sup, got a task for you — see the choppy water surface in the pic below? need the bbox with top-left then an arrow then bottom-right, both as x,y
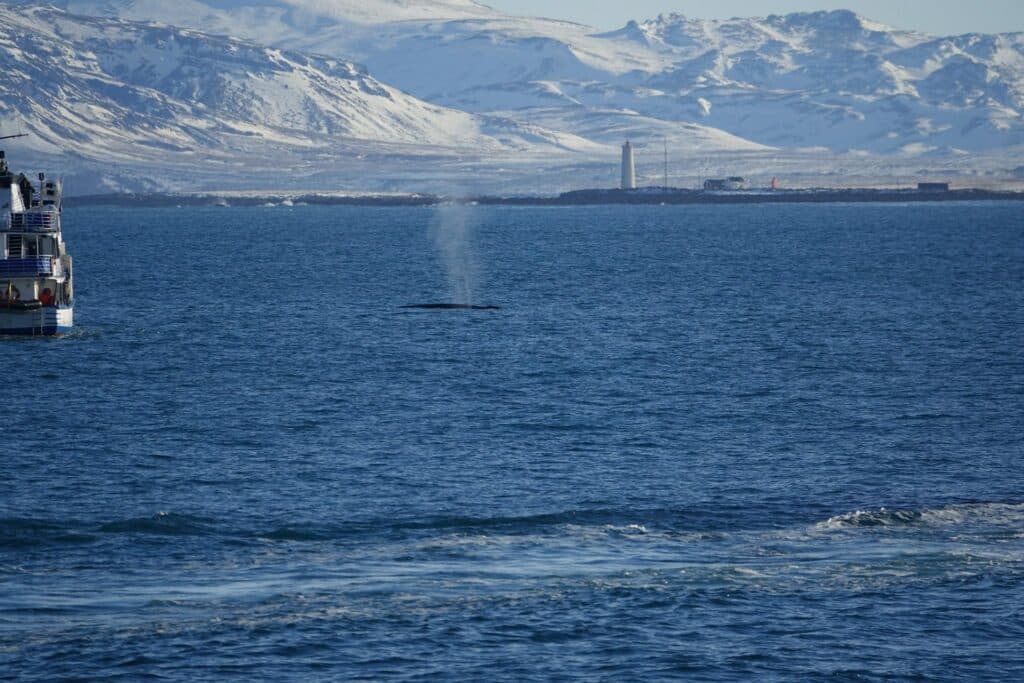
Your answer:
2,203 -> 1023,681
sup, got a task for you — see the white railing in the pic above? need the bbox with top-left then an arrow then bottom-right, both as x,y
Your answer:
8,212 -> 59,232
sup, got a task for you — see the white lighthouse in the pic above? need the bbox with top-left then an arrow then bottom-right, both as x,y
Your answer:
621,141 -> 636,191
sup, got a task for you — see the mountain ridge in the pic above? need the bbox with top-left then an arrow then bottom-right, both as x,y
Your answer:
2,1 -> 1023,192
33,1 -> 1022,152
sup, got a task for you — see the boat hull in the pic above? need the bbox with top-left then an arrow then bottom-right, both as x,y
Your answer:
0,305 -> 73,336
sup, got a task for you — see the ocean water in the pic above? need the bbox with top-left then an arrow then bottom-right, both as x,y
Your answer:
2,203 -> 1023,681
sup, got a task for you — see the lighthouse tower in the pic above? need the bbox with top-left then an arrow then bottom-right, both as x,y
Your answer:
621,141 -> 636,190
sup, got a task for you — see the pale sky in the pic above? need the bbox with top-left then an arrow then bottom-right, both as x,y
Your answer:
485,0 -> 1024,35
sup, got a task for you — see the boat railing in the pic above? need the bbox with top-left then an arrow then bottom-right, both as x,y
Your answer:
8,212 -> 59,232
0,256 -> 54,277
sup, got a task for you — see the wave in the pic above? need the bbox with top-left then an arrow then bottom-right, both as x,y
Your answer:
815,502 -> 1024,531
260,527 -> 333,542
6,502 -> 1021,550
390,504 -> 795,535
1,513 -> 220,549
0,508 -> 718,549
259,512 -> 658,542
2,512 -> 222,550
98,512 -> 214,536
0,518 -> 98,548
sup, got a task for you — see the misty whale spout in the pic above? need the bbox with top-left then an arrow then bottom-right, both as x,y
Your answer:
401,303 -> 501,311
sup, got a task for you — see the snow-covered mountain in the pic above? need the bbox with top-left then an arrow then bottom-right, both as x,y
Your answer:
0,5 -> 498,148
2,0 -> 1023,192
0,3 -> 616,192
610,12 -> 1024,153
33,0 -> 1024,154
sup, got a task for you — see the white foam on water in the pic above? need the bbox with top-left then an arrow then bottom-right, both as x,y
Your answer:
815,502 -> 1024,531
603,524 -> 648,535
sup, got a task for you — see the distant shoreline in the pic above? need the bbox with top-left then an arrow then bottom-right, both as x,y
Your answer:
64,188 -> 1024,208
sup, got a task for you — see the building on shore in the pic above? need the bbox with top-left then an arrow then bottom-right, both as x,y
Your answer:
704,177 -> 746,191
621,141 -> 636,191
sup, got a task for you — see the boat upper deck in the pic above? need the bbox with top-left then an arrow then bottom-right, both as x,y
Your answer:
5,210 -> 59,233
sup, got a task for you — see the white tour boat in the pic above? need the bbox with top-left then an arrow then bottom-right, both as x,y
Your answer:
1,136 -> 73,336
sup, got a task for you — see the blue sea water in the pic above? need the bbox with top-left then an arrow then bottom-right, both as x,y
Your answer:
2,202 -> 1023,681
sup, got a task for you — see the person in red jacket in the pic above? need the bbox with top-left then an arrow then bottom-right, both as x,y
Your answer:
39,287 -> 54,306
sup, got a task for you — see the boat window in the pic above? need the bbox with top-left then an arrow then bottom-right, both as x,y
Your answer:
40,237 -> 55,256
25,236 -> 38,256
6,233 -> 21,258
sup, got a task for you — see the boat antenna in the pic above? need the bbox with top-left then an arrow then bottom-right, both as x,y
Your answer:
0,134 -> 28,141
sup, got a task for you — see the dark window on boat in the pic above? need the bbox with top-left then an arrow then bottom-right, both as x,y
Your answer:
6,233 -> 22,258
25,236 -> 38,256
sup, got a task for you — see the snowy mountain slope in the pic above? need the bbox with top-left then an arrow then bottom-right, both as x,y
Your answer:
384,9 -> 1024,152
27,2 -> 671,100
38,0 -> 498,29
598,12 -> 1024,152
0,4 -> 505,150
38,0 -> 1024,154
34,0 -> 668,75
1,4 -> 627,191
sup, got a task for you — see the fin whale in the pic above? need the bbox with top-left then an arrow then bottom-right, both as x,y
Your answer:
401,304 -> 501,311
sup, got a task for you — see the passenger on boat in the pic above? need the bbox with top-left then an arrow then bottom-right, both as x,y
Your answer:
39,288 -> 54,306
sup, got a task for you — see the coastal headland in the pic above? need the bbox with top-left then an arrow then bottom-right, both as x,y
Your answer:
66,187 -> 1024,208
